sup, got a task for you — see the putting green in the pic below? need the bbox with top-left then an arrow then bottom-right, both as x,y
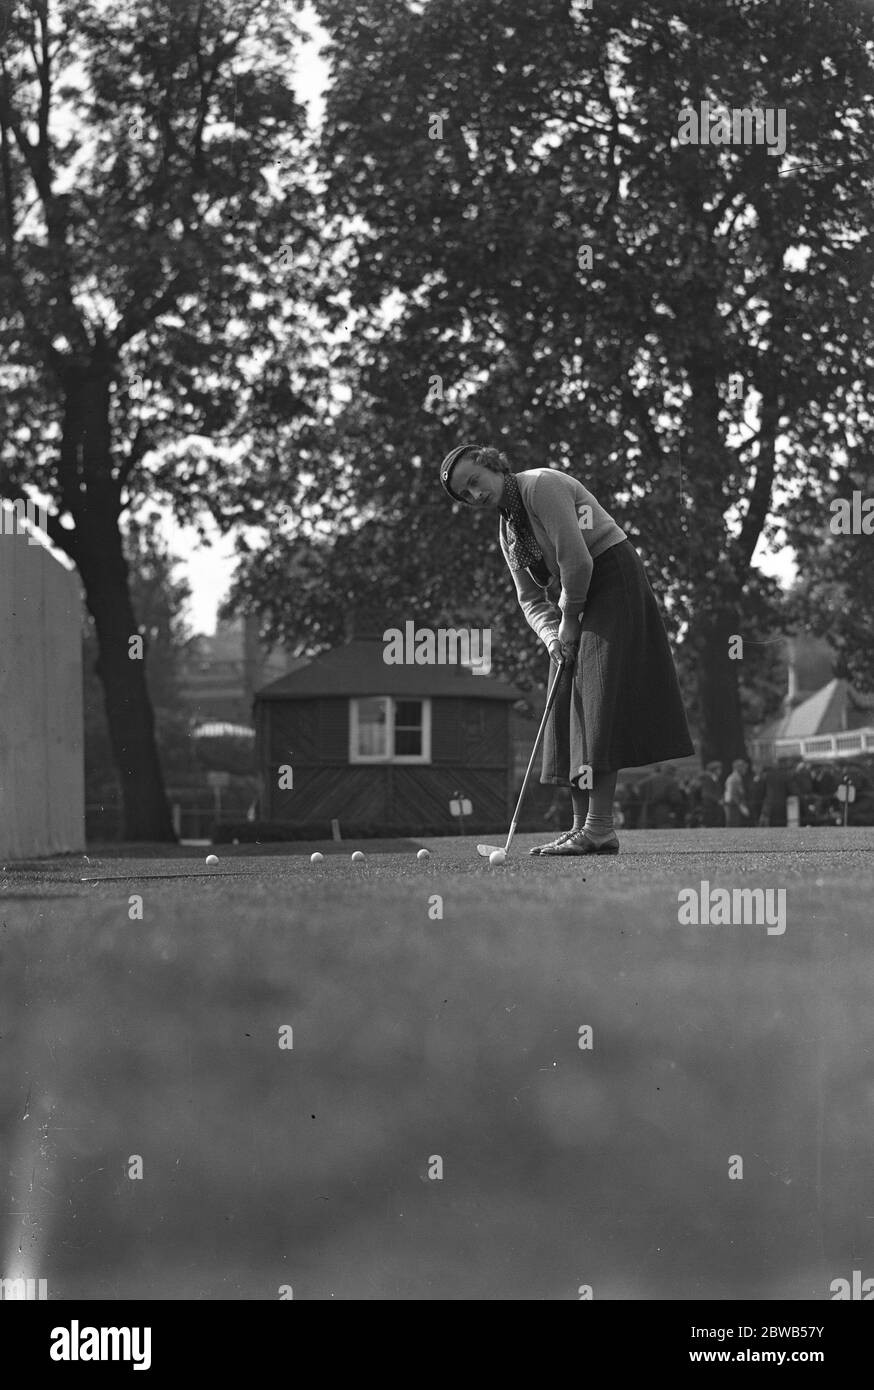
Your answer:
1,829 -> 872,1299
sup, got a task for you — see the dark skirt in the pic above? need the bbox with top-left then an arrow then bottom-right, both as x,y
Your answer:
541,539 -> 694,785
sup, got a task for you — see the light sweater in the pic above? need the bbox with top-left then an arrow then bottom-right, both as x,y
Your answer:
724,771 -> 747,806
499,468 -> 627,648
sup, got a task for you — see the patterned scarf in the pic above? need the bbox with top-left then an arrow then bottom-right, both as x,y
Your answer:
501,472 -> 553,589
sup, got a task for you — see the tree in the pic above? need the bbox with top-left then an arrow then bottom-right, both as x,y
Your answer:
83,512 -> 195,816
228,0 -> 874,764
674,570 -> 791,750
0,0 -> 321,837
786,459 -> 874,691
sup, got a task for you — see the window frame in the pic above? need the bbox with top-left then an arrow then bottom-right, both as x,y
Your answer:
349,696 -> 432,764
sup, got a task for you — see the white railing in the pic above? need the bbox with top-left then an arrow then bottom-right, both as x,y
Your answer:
751,727 -> 874,762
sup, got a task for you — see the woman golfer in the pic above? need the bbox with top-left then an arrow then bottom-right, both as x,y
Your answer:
439,445 -> 694,855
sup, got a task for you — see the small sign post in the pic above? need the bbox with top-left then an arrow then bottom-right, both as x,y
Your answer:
206,770 -> 231,821
450,792 -> 473,837
836,779 -> 856,828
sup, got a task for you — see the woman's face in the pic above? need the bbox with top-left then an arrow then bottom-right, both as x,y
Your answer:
451,455 -> 507,509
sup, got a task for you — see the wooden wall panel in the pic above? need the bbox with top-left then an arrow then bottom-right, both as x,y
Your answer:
0,522 -> 84,858
43,546 -> 85,852
431,697 -> 460,762
460,700 -> 507,765
266,699 -> 321,763
318,698 -> 350,761
432,699 -> 507,766
389,766 -> 507,826
270,766 -> 388,824
258,694 -> 513,825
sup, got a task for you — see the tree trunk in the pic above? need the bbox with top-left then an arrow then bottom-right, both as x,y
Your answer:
682,308 -> 750,772
78,536 -> 177,842
55,357 -> 176,842
693,607 -> 749,770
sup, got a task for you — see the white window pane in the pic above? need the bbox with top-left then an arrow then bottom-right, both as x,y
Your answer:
356,698 -> 389,757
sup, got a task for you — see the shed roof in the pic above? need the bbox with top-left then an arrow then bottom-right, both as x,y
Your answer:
255,639 -> 526,701
759,678 -> 858,742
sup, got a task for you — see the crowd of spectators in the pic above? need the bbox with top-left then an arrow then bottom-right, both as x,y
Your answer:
614,760 -> 872,829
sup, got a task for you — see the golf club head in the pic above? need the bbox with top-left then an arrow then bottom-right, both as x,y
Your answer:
476,843 -> 503,858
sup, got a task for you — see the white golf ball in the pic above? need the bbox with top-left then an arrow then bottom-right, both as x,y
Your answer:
417,849 -> 430,861
310,852 -> 324,864
205,854 -> 219,866
489,849 -> 506,866
351,851 -> 366,863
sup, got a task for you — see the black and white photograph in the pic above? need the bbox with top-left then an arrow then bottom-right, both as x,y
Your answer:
1,0 -> 873,1351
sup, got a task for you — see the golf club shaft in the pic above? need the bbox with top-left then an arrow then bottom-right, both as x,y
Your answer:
504,657 -> 568,854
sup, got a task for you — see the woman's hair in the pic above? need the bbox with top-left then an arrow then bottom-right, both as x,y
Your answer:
477,446 -> 511,474
439,442 -> 511,501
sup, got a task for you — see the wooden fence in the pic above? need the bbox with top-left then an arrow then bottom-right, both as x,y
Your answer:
0,506 -> 85,858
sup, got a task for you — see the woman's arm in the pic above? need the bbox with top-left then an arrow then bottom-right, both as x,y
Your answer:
529,472 -> 593,618
509,563 -> 562,648
509,567 -> 578,665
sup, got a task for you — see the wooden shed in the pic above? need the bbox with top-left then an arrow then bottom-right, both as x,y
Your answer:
254,638 -> 526,831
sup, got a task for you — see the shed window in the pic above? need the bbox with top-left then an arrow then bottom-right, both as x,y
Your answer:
350,697 -> 431,763
354,697 -> 390,757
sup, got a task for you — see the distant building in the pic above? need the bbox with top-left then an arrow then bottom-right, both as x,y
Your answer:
752,678 -> 874,764
781,633 -> 835,711
749,631 -> 874,763
178,615 -> 295,730
254,637 -> 526,830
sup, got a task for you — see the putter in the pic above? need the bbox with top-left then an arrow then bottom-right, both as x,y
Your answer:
477,656 -> 568,859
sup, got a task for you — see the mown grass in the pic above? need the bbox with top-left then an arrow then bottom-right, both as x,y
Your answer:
1,845 -> 872,1300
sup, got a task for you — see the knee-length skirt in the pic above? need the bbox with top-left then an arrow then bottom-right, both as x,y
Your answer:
540,539 -> 694,785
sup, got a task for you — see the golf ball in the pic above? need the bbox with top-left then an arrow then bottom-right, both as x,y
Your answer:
205,854 -> 219,866
489,849 -> 506,866
417,849 -> 430,861
310,852 -> 324,864
351,851 -> 366,863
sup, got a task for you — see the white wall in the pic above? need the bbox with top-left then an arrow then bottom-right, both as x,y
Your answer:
0,511 -> 85,859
